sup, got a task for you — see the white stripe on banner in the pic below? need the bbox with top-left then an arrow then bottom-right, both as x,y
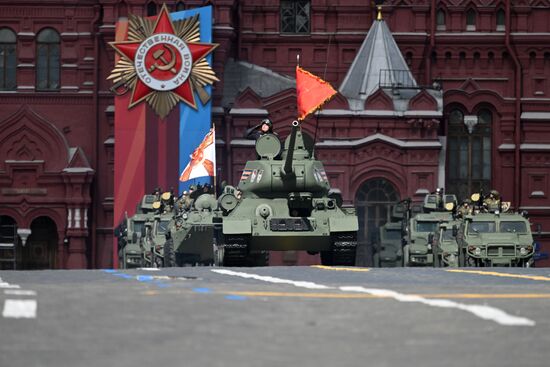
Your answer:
2,299 -> 37,319
212,269 -> 535,327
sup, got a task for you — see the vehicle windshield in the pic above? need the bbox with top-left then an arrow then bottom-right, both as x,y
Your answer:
441,228 -> 454,241
499,221 -> 527,233
416,221 -> 438,232
468,221 -> 496,234
385,229 -> 402,240
156,220 -> 170,235
132,221 -> 144,234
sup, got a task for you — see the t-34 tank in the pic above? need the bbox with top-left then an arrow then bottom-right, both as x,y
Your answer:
215,120 -> 359,266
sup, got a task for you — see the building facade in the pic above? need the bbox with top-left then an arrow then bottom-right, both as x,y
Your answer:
0,0 -> 549,269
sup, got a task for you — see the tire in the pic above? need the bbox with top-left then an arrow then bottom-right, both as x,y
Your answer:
373,253 -> 380,268
163,239 -> 176,267
403,245 -> 410,267
458,248 -> 465,267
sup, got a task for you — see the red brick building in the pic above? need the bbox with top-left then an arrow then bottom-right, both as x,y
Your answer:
0,0 -> 549,269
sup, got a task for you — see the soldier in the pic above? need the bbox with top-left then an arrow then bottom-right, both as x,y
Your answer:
483,190 -> 501,212
457,199 -> 473,218
434,187 -> 444,209
244,118 -> 276,140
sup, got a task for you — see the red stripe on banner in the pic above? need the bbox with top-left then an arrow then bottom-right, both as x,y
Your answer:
113,20 -> 147,268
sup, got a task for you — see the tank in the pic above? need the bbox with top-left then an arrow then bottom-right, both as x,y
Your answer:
116,194 -> 163,269
163,192 -> 220,266
456,211 -> 535,267
403,192 -> 458,266
215,120 -> 359,266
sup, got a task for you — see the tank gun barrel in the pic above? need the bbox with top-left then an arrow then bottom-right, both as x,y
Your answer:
282,120 -> 300,177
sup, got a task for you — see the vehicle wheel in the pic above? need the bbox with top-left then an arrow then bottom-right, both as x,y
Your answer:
373,253 -> 380,268
403,245 -> 410,267
213,244 -> 224,267
433,248 -> 440,268
164,239 -> 176,267
458,248 -> 465,267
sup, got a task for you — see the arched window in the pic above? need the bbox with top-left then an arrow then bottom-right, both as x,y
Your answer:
175,1 -> 185,11
355,178 -> 400,266
36,28 -> 60,91
147,1 -> 157,16
446,107 -> 492,201
436,9 -> 446,30
0,28 -> 17,91
466,9 -> 476,31
496,9 -> 505,31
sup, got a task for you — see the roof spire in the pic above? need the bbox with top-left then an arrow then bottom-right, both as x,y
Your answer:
377,5 -> 383,21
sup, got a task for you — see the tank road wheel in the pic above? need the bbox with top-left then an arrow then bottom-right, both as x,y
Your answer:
403,245 -> 410,267
164,239 -> 176,267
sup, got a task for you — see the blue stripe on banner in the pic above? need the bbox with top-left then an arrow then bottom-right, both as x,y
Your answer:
171,6 -> 214,194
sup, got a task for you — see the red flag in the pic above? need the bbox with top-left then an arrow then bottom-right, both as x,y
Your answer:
296,66 -> 337,121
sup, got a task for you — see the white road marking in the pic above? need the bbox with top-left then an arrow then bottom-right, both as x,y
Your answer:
138,268 -> 161,271
340,286 -> 535,327
4,290 -> 37,296
2,299 -> 37,319
213,269 -> 536,327
0,282 -> 20,289
212,269 -> 331,290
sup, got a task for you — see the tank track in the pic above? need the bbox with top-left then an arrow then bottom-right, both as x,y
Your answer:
222,236 -> 249,267
330,232 -> 358,266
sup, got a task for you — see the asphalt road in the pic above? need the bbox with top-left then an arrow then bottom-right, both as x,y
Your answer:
1,266 -> 550,367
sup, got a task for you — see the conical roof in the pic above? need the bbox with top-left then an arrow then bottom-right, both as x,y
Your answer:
339,18 -> 418,111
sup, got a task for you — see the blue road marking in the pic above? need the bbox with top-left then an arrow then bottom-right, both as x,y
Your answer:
193,288 -> 211,293
225,295 -> 247,301
137,275 -> 154,282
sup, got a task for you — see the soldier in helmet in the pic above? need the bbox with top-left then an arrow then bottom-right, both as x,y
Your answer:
483,190 -> 501,212
457,199 -> 473,218
244,118 -> 276,140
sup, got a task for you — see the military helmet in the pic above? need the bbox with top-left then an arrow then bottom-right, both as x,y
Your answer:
261,118 -> 273,128
490,189 -> 500,197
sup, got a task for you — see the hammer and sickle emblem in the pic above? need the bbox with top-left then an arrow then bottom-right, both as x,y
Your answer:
148,44 -> 178,74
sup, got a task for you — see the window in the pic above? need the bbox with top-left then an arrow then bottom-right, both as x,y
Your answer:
436,9 -> 446,30
36,28 -> 60,91
466,9 -> 476,31
0,28 -> 16,91
446,107 -> 492,201
281,0 -> 310,34
500,221 -> 527,233
147,1 -> 157,16
496,9 -> 505,31
469,221 -> 496,234
175,1 -> 185,12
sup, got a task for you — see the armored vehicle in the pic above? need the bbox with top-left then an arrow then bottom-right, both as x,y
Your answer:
403,192 -> 457,266
373,222 -> 403,267
142,208 -> 175,267
431,220 -> 460,267
215,121 -> 359,266
116,194 -> 164,268
456,211 -> 535,267
164,193 -> 220,266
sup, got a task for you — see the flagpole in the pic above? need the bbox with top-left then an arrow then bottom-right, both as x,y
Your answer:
211,123 -> 217,198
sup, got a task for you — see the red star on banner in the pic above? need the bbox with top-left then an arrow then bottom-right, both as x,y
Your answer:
110,4 -> 217,110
